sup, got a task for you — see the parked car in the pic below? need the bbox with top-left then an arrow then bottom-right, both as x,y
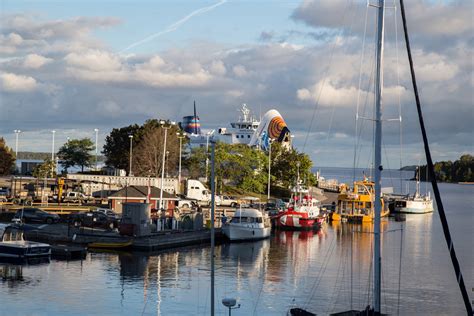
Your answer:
95,207 -> 121,220
219,195 -> 240,207
63,191 -> 93,204
69,211 -> 119,230
176,195 -> 197,209
12,208 -> 60,224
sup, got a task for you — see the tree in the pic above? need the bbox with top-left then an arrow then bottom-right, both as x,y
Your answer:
184,146 -> 206,179
0,138 -> 15,175
32,158 -> 57,178
57,138 -> 94,172
102,124 -> 142,172
270,142 -> 316,190
132,122 -> 180,177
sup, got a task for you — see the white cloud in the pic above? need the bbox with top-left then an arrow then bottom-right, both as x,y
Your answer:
209,60 -> 226,76
23,54 -> 53,69
64,50 -> 122,71
0,72 -> 38,92
232,65 -> 247,77
413,50 -> 459,82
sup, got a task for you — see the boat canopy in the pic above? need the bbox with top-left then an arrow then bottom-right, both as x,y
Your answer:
233,208 -> 264,218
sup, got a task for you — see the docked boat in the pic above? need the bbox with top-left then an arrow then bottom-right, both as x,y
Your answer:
0,224 -> 51,259
392,168 -> 433,214
331,178 -> 389,223
273,195 -> 324,230
88,240 -> 133,249
222,208 -> 271,241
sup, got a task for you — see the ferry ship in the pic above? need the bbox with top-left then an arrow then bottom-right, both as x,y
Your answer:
218,104 -> 260,145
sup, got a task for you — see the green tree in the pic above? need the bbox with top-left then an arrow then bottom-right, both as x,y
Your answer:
32,158 -> 57,178
270,142 -> 315,190
184,146 -> 206,179
102,124 -> 142,172
0,138 -> 15,175
57,138 -> 94,172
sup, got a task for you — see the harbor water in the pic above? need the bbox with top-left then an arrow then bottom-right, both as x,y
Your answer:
0,168 -> 472,315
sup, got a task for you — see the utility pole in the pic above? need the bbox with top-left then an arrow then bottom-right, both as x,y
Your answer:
128,135 -> 133,176
94,128 -> 99,170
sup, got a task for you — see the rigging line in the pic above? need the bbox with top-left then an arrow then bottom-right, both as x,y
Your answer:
396,223 -> 404,316
399,0 -> 473,314
382,139 -> 394,189
353,1 -> 370,183
366,231 -> 374,307
252,250 -> 266,316
326,0 -> 360,143
355,47 -> 376,171
326,245 -> 345,314
302,0 -> 353,152
350,225 -> 353,310
393,0 -> 404,194
303,234 -> 338,308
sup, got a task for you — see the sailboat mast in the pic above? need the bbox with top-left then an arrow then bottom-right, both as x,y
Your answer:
373,0 -> 385,313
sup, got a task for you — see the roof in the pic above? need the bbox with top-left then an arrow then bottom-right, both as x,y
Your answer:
108,186 -> 178,200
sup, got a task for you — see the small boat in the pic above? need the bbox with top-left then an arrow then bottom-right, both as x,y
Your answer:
222,208 -> 271,241
88,240 -> 133,249
331,178 -> 389,223
0,224 -> 51,259
392,169 -> 433,214
273,195 -> 324,230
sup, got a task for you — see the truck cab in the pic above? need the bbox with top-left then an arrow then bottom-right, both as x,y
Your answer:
184,179 -> 221,206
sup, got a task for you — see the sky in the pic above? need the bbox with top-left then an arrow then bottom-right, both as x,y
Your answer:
0,0 -> 472,168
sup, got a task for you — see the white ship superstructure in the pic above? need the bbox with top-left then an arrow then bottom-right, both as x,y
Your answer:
218,104 -> 260,145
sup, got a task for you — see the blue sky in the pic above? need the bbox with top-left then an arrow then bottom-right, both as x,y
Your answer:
2,1 -> 309,53
0,0 -> 472,168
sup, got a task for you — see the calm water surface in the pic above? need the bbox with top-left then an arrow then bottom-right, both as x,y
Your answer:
1,169 -> 472,315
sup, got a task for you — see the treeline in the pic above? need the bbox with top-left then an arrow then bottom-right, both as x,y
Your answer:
416,154 -> 474,183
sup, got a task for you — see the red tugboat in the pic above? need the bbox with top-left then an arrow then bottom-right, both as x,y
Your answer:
272,195 -> 324,230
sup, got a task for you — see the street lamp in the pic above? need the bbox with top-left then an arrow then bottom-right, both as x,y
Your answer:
158,120 -> 176,212
176,131 -> 187,192
94,128 -> 99,171
205,129 -> 215,182
267,138 -> 274,201
13,130 -> 21,157
128,135 -> 133,176
51,130 -> 56,177
222,298 -> 240,316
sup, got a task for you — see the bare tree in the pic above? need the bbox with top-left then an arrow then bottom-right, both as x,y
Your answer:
132,125 -> 180,177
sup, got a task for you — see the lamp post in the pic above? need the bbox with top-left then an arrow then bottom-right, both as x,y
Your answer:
51,130 -> 56,177
128,135 -> 133,176
13,130 -> 21,157
158,121 -> 176,212
94,128 -> 99,171
267,138 -> 273,201
176,131 -> 187,192
205,129 -> 215,183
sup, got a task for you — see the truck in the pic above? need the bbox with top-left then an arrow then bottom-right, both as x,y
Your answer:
184,179 -> 221,206
62,191 -> 94,204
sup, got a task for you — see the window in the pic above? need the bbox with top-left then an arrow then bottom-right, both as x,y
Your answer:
248,135 -> 250,138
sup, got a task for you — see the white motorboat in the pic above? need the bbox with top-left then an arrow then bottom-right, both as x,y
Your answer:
393,192 -> 433,214
222,208 -> 271,241
0,224 -> 51,259
393,168 -> 433,214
